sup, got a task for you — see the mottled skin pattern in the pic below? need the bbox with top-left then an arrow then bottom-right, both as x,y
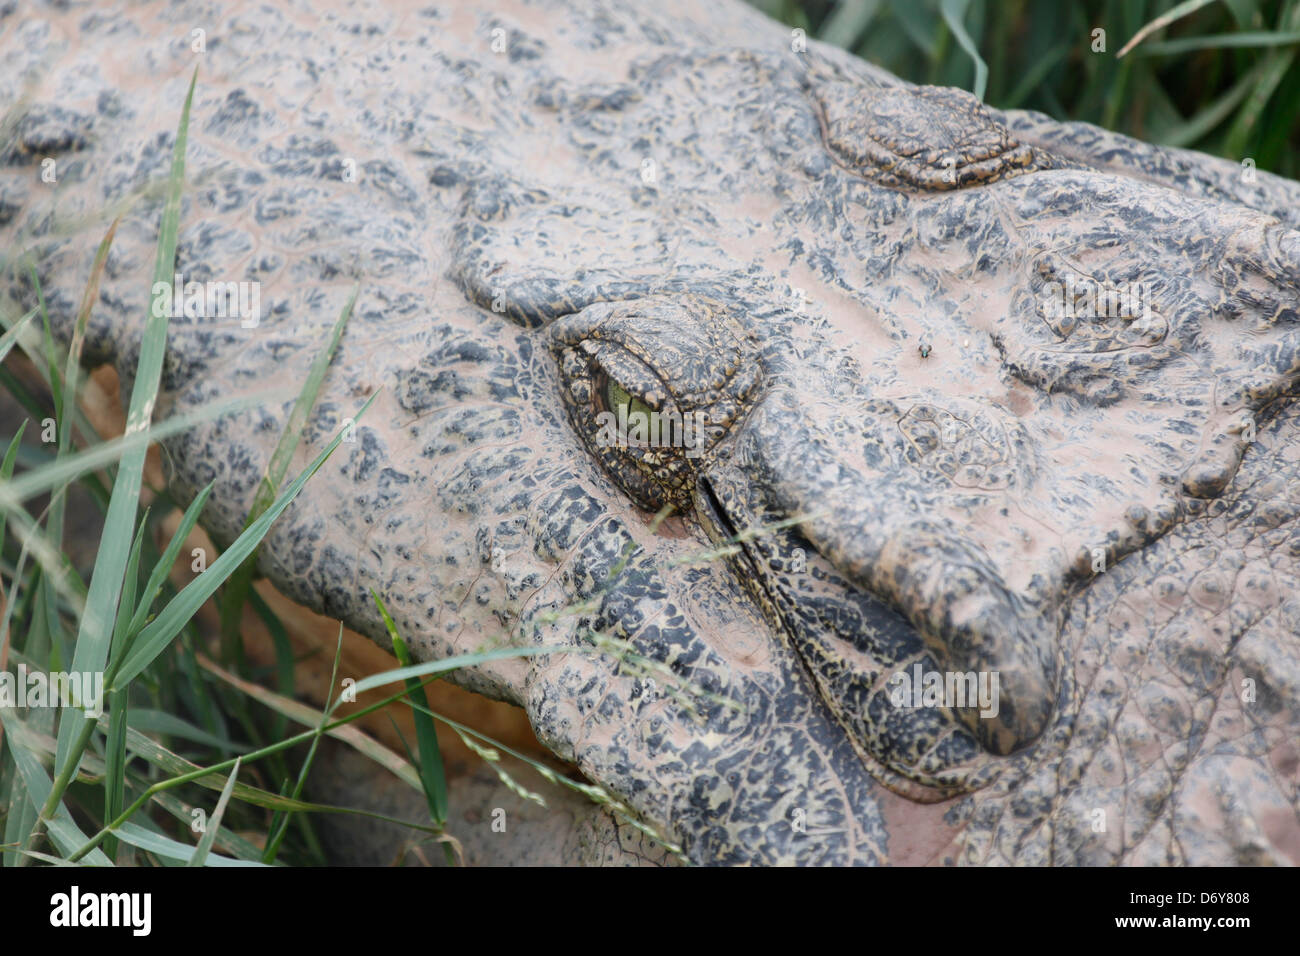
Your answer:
3,0 -> 1299,864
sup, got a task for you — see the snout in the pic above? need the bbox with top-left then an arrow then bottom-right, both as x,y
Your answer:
702,387 -> 1058,762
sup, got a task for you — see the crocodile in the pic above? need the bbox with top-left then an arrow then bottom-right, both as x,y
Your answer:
3,0 -> 1299,865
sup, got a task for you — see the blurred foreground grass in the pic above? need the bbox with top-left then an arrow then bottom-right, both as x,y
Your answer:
0,74 -> 625,867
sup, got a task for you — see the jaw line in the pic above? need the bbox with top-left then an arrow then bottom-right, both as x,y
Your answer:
691,474 -> 977,803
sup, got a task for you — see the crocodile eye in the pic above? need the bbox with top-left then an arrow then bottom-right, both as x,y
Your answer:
607,376 -> 631,413
563,352 -> 697,512
547,295 -> 762,514
603,374 -> 664,443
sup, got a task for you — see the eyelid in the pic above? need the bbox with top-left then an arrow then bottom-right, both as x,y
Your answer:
584,342 -> 672,413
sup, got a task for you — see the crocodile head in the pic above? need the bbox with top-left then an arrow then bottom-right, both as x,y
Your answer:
5,0 -> 1300,864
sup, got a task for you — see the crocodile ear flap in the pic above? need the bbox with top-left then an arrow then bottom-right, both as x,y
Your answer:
801,55 -> 1053,193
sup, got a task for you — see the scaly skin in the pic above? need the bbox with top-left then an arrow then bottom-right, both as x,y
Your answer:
3,0 -> 1298,864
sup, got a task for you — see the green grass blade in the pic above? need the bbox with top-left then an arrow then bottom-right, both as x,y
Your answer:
3,849 -> 81,866
102,516 -> 148,861
261,630 -> 345,863
26,265 -> 63,450
373,591 -> 448,825
109,514 -> 147,664
0,712 -> 112,865
113,820 -> 263,867
344,643 -> 587,701
51,68 -> 199,787
940,0 -> 988,100
58,219 -> 119,451
123,709 -> 234,751
0,421 -> 27,556
148,789 -> 264,862
124,481 -> 213,640
2,706 -> 38,869
261,285 -> 358,500
45,219 -> 119,572
0,308 -> 37,366
1118,0 -> 1224,57
219,282 -> 358,662
187,756 -> 240,866
1136,29 -> 1300,55
102,683 -> 128,863
46,219 -> 120,593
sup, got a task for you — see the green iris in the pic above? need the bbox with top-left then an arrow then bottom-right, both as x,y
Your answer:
606,377 -> 661,438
